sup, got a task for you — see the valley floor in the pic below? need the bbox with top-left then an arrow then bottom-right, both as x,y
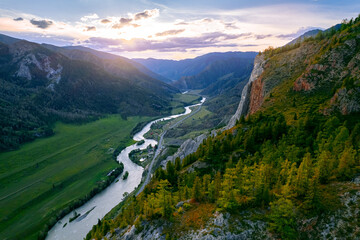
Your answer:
0,115 -> 151,240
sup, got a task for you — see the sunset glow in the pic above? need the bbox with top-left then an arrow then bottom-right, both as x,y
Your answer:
0,0 -> 359,59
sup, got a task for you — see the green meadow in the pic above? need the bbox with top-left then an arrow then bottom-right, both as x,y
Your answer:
0,115 -> 151,240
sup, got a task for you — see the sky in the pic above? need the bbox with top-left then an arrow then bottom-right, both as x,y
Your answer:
0,0 -> 359,59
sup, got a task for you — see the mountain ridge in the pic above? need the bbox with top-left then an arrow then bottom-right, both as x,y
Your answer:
0,34 -> 177,151
133,51 -> 258,82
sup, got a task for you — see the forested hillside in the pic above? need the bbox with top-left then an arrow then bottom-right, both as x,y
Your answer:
87,16 -> 360,240
0,35 -> 176,151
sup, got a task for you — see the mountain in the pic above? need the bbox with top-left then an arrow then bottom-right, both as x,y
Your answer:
46,45 -> 172,83
42,44 -> 176,93
134,51 -> 257,82
89,17 -> 360,240
135,52 -> 257,129
0,34 -> 177,151
287,24 -> 342,46
174,57 -> 255,94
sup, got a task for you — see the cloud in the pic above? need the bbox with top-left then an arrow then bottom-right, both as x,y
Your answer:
134,9 -> 159,20
101,19 -> 111,24
255,34 -> 272,39
155,29 -> 185,37
175,21 -> 189,26
202,18 -> 213,23
81,13 -> 99,22
111,9 -> 159,29
276,26 -> 321,39
84,26 -> 96,31
30,19 -> 53,29
85,31 -> 253,52
112,17 -> 140,29
13,17 -> 23,21
223,22 -> 239,29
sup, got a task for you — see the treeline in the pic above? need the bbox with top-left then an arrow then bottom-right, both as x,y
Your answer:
38,164 -> 124,240
86,111 -> 360,239
0,79 -> 103,151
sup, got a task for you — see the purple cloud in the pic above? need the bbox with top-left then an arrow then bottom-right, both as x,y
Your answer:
175,21 -> 189,26
223,22 -> 239,29
134,9 -> 159,20
30,19 -> 53,29
85,31 -> 256,52
277,26 -> 321,39
255,34 -> 272,39
13,17 -> 24,21
84,26 -> 96,31
155,29 -> 185,37
112,17 -> 139,29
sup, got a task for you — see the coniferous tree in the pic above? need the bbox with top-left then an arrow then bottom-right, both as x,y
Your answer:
192,176 -> 202,201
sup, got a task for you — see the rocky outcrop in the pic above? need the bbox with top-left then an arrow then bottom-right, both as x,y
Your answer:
326,87 -> 360,115
112,211 -> 270,240
160,133 -> 207,168
299,176 -> 360,239
294,64 -> 327,91
111,220 -> 168,240
10,41 -> 63,89
179,211 -> 270,240
226,54 -> 266,129
248,74 -> 265,114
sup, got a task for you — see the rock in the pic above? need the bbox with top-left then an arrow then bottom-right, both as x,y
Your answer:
175,199 -> 191,208
186,161 -> 208,173
161,133 -> 207,168
226,54 -> 266,129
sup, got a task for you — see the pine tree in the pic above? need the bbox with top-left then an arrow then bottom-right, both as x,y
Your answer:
166,161 -> 177,185
337,147 -> 356,180
295,154 -> 312,197
175,157 -> 181,171
317,150 -> 334,183
269,197 -> 297,239
192,176 -> 202,201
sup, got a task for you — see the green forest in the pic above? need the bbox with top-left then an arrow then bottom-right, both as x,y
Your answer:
87,111 -> 360,239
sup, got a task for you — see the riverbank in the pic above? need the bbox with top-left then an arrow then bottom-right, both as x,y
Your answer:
0,116 -> 149,240
46,96 -> 206,240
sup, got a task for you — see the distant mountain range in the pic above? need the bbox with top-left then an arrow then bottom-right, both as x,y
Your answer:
134,52 -> 258,126
134,52 -> 257,82
0,33 -> 177,151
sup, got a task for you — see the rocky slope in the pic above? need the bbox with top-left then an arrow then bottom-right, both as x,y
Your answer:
246,24 -> 360,116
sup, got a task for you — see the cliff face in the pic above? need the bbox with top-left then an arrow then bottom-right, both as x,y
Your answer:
248,75 -> 265,114
247,42 -> 321,115
292,38 -> 360,115
226,54 -> 266,128
245,30 -> 360,117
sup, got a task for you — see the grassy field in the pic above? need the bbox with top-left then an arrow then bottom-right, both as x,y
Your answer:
0,115 -> 151,240
170,92 -> 202,114
165,106 -> 214,143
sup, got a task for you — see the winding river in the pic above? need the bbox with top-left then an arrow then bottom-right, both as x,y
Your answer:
46,97 -> 205,240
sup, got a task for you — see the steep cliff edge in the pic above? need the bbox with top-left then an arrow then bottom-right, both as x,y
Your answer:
226,54 -> 266,128
246,25 -> 360,116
